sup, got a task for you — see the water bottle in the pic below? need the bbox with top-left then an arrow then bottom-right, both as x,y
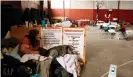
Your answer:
42,20 -> 46,27
32,74 -> 41,77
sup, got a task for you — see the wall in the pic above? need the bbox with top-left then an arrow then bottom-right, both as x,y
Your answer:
93,1 -> 119,21
119,1 -> 133,22
1,1 -> 48,11
93,1 -> 133,22
51,0 -> 133,22
51,0 -> 94,20
21,1 -> 40,11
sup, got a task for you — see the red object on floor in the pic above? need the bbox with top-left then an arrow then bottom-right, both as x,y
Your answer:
122,25 -> 127,29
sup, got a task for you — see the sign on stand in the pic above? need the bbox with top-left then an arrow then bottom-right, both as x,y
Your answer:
41,27 -> 86,63
41,27 -> 62,49
63,28 -> 86,63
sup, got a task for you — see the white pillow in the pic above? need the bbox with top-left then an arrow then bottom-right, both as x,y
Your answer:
10,45 -> 21,60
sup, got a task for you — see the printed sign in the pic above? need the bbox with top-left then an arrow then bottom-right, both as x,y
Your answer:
63,28 -> 85,62
41,27 -> 86,63
41,27 -> 62,49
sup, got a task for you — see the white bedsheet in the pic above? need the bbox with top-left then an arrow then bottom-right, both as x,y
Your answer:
20,54 -> 48,63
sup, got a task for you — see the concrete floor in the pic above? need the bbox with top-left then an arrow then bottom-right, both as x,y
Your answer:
81,26 -> 133,77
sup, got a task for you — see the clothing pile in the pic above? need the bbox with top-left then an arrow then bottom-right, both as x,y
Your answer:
20,45 -> 82,77
1,37 -> 33,77
48,45 -> 81,77
1,38 -> 82,77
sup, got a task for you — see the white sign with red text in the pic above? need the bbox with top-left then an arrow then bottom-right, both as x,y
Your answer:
63,28 -> 85,60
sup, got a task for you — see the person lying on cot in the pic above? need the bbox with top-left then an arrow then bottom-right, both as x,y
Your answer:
19,29 -> 41,55
19,29 -> 52,77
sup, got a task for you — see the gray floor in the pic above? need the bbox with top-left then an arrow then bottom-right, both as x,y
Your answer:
81,26 -> 133,77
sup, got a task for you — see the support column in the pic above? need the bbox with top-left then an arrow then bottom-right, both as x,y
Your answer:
118,0 -> 120,22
